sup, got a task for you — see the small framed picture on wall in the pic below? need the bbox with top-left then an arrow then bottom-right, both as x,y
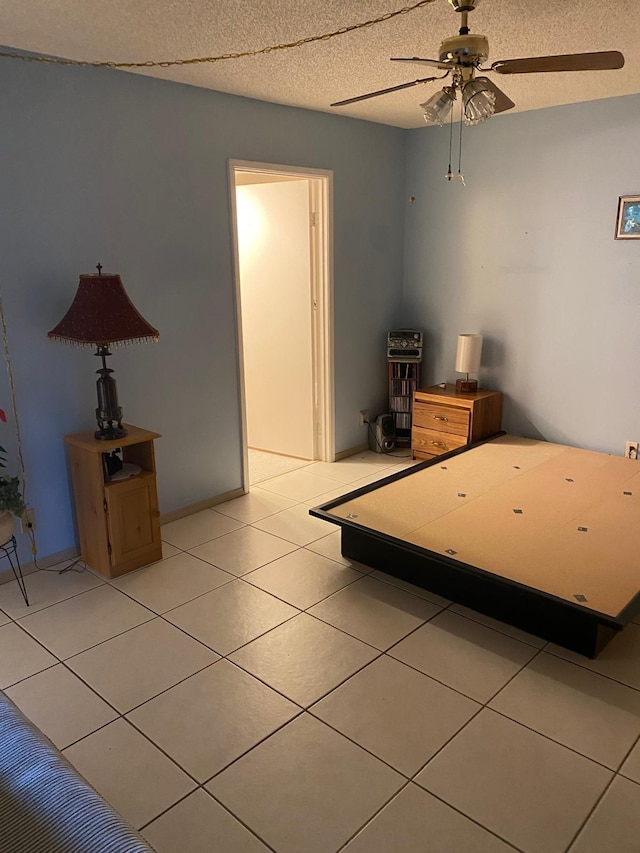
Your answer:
615,195 -> 640,239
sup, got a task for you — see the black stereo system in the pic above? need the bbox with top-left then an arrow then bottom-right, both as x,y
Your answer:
387,329 -> 423,362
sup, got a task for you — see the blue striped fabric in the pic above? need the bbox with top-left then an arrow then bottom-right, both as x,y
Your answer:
0,692 -> 157,853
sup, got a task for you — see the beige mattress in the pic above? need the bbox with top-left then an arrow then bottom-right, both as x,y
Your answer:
329,435 -> 640,618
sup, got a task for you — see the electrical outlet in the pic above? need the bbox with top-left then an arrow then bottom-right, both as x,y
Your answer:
359,410 -> 369,427
20,507 -> 35,534
625,441 -> 639,460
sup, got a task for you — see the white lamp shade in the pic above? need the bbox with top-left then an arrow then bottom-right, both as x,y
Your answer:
455,334 -> 483,374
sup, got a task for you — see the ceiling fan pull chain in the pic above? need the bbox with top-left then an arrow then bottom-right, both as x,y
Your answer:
445,103 -> 455,181
456,97 -> 466,185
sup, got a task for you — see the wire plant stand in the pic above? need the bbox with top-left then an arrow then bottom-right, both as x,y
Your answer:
0,535 -> 29,606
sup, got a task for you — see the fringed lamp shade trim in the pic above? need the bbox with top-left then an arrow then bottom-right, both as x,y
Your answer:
47,273 -> 159,347
49,336 -> 159,348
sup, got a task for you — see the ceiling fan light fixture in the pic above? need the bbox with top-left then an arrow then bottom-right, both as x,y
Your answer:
462,79 -> 496,125
421,87 -> 456,126
448,0 -> 480,11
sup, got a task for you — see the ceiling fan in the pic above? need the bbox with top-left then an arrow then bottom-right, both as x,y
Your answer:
330,0 -> 625,127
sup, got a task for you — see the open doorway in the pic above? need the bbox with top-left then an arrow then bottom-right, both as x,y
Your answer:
229,161 -> 334,492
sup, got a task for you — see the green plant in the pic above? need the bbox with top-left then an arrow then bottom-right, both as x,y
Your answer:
0,475 -> 26,517
0,408 -> 26,518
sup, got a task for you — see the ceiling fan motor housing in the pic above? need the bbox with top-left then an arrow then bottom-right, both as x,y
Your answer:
439,34 -> 489,64
448,0 -> 480,11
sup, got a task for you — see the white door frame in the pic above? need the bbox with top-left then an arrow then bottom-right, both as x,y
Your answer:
228,159 -> 335,492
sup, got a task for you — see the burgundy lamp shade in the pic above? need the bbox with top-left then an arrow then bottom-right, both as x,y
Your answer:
48,272 -> 159,346
48,268 -> 159,440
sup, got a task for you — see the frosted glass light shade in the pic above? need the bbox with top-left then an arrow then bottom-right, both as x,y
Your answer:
462,80 -> 496,126
420,88 -> 456,126
455,334 -> 483,374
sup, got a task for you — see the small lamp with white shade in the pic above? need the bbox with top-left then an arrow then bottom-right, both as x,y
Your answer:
455,333 -> 483,393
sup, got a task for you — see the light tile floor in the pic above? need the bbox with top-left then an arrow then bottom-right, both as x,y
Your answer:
1,449 -> 640,853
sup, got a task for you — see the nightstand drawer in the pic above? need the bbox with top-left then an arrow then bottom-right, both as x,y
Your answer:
411,385 -> 502,462
411,426 -> 468,457
412,402 -> 470,436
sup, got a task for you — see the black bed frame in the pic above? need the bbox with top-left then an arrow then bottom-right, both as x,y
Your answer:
310,437 -> 640,658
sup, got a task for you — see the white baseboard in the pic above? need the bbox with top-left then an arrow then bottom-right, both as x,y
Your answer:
159,488 -> 245,525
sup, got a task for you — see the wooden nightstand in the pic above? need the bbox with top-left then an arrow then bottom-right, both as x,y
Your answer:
65,425 -> 162,578
412,384 -> 503,460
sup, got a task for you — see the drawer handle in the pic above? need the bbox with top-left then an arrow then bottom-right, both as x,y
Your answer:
433,416 -> 448,421
432,441 -> 447,449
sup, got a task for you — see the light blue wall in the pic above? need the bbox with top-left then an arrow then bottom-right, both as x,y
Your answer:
0,53 -> 406,563
4,49 -> 636,567
403,94 -> 640,454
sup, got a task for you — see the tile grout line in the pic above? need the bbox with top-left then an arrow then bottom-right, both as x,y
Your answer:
562,772 -> 619,852
221,648 -> 374,714
402,632 -> 633,853
483,706 -> 620,776
197,704 -> 307,786
382,633 -> 620,780
3,575 -> 107,622
334,775 -> 525,853
404,642 -> 622,781
59,657 -> 311,832
200,790 -> 280,853
141,784 -> 281,853
1,619 -> 70,689
616,730 -> 640,775
442,606 -> 549,650
543,640 -> 640,695
333,779 -> 414,853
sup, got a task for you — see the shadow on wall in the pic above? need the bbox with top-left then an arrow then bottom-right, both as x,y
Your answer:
481,335 -> 546,440
480,335 -> 505,372
421,328 -> 442,384
502,398 -> 547,441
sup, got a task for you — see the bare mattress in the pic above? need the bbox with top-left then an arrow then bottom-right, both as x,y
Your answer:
309,434 -> 640,657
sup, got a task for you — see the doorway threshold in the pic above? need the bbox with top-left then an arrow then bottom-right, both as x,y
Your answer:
248,449 -> 312,485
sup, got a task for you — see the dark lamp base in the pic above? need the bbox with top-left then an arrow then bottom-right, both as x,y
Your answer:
455,378 -> 478,393
95,424 -> 128,441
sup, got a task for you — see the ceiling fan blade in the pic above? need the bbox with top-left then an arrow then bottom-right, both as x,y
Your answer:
391,56 -> 453,70
331,77 -> 440,107
474,76 -> 515,114
491,50 -> 624,75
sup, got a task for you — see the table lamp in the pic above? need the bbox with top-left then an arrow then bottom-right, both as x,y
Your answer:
48,264 -> 159,440
455,333 -> 482,392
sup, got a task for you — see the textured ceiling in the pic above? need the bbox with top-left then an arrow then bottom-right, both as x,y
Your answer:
1,0 -> 638,128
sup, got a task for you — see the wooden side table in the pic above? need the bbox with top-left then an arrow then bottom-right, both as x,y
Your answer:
65,425 -> 162,578
412,384 -> 503,460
